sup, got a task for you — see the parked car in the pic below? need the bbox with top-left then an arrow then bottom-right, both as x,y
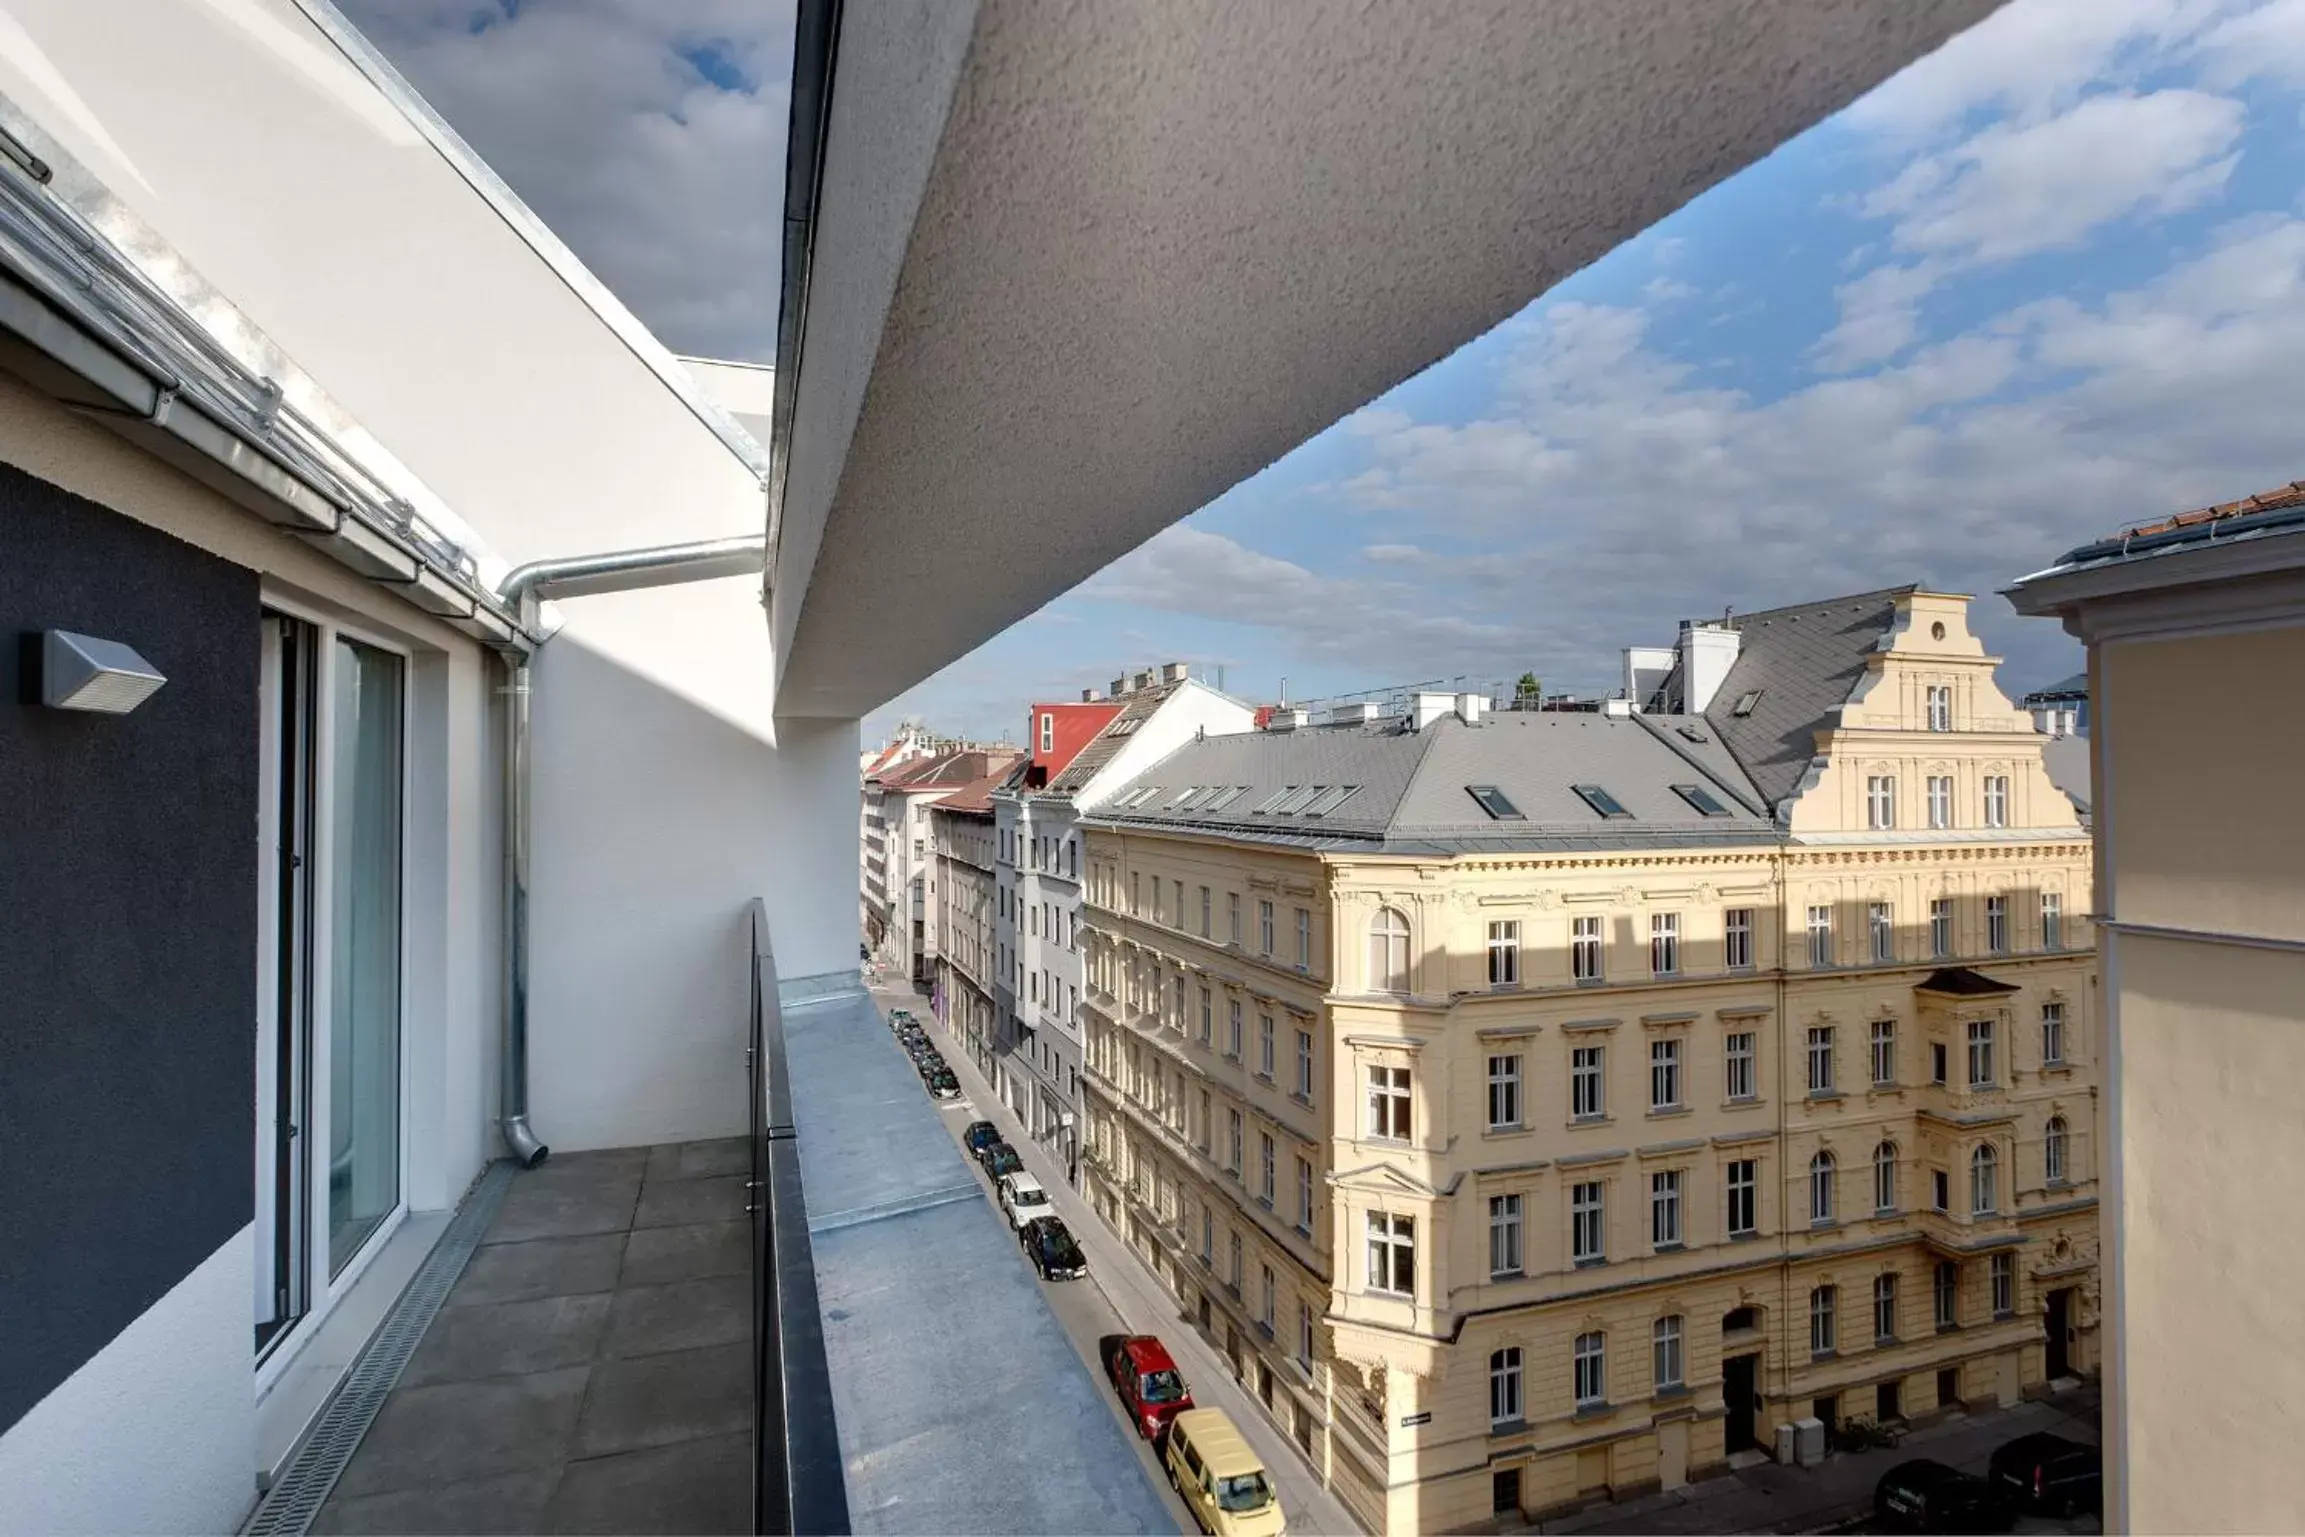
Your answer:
999,1172 -> 1053,1228
1873,1459 -> 2016,1535
1163,1407 -> 1284,1537
1020,1216 -> 1088,1280
926,1069 -> 961,1099
981,1143 -> 1023,1179
1104,1333 -> 1194,1441
1988,1432 -> 2102,1517
962,1120 -> 1001,1155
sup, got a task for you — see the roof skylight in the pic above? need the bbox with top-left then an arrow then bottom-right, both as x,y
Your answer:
1671,783 -> 1731,817
1202,785 -> 1250,811
1731,690 -> 1762,717
1270,785 -> 1325,814
1253,785 -> 1303,812
1466,784 -> 1523,820
1301,784 -> 1360,817
1572,783 -> 1633,819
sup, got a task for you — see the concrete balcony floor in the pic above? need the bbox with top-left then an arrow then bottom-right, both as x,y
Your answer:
314,1139 -> 754,1536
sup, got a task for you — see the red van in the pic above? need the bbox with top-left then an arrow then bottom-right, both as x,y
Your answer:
1105,1335 -> 1194,1441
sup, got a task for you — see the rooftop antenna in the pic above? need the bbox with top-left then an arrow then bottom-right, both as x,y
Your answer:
1279,676 -> 1288,706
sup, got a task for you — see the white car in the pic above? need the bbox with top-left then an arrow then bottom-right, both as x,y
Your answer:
1000,1172 -> 1053,1230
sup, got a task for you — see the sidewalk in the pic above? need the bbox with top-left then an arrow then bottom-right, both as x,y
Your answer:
1530,1378 -> 2102,1535
882,984 -> 1363,1537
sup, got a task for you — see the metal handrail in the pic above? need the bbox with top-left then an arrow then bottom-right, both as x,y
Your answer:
748,900 -> 849,1536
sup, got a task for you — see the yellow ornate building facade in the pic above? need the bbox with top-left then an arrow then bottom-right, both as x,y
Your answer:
1076,589 -> 2098,1533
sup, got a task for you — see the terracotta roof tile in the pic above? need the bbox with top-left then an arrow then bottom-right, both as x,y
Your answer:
2118,479 -> 2305,539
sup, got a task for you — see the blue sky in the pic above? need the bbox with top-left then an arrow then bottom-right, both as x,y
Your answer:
357,0 -> 2305,748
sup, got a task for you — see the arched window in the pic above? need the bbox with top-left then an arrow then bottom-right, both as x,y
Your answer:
1809,1150 -> 1836,1224
1873,1140 -> 1898,1213
1971,1143 -> 2000,1215
1368,906 -> 1410,993
2044,1116 -> 2069,1185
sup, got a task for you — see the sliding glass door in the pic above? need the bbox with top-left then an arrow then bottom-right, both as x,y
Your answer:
255,614 -> 317,1354
328,637 -> 404,1277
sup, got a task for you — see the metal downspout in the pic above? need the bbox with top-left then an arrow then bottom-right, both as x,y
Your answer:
491,534 -> 770,1169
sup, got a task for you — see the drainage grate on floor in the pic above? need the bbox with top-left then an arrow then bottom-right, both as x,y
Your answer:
242,1159 -> 518,1536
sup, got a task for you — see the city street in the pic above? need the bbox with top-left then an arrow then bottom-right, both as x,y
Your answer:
872,979 -> 1362,1537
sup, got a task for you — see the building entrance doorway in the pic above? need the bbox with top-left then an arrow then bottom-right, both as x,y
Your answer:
2046,1287 -> 2073,1378
1723,1352 -> 1762,1454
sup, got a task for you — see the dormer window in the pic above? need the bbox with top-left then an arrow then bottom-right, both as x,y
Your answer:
1039,713 -> 1054,752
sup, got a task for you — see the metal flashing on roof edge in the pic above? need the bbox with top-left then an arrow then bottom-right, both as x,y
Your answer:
766,0 -> 844,565
291,0 -> 771,487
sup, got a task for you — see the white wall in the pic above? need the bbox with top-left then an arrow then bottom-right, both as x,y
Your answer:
0,1229 -> 256,1536
527,578 -> 860,1153
1075,682 -> 1257,810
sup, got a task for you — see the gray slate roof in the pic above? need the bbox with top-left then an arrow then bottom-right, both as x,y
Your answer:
2022,673 -> 2088,704
1085,710 -> 1776,856
1043,680 -> 1184,796
1702,586 -> 1915,812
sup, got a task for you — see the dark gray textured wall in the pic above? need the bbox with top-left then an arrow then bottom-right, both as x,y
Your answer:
0,461 -> 257,1435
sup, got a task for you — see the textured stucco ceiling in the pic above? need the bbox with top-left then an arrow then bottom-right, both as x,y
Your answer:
772,0 -> 2005,719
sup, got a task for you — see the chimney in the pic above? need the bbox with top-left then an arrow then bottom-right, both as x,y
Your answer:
1327,702 -> 1378,727
1111,676 -> 1129,697
1132,670 -> 1154,693
1161,662 -> 1189,684
1623,645 -> 1675,713
1267,707 -> 1308,732
1455,692 -> 1485,726
1412,691 -> 1454,731
1081,687 -> 1103,703
1678,623 -> 1742,713
1602,696 -> 1634,718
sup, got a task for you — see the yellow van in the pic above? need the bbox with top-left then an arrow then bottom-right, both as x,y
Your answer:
1162,1407 -> 1286,1537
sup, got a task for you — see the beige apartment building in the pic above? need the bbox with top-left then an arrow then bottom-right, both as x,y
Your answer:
931,762 -> 1017,1081
1076,588 -> 2099,1533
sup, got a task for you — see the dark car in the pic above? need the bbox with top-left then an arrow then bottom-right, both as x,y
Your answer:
982,1142 -> 1023,1179
1020,1215 -> 1087,1280
1874,1459 -> 2016,1535
962,1120 -> 1001,1154
916,1053 -> 948,1079
1988,1432 -> 2102,1517
927,1069 -> 962,1100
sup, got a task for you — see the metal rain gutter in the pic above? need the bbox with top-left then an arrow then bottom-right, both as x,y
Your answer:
765,0 -> 843,564
490,535 -> 769,1168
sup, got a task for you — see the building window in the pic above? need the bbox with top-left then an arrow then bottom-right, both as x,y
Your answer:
1490,1346 -> 1525,1427
1258,899 -> 1275,957
1984,774 -> 2010,828
1971,1144 -> 1999,1215
2040,1002 -> 2066,1066
1573,1332 -> 1607,1408
1985,895 -> 2008,954
1650,912 -> 1680,976
1650,1170 -> 1683,1249
1869,902 -> 1894,964
1725,1031 -> 1756,1101
1488,920 -> 1521,985
1368,906 -> 1410,992
2040,892 -> 2063,950
1199,885 -> 1211,937
1490,1194 -> 1524,1277
1653,1315 -> 1685,1391
1724,907 -> 1754,970
1807,1026 -> 1836,1095
1935,1261 -> 1960,1328
1229,1231 -> 1243,1291
1297,907 -> 1312,968
1295,1029 -> 1315,1098
1874,1140 -> 1898,1212
1367,1211 -> 1415,1297
1874,1274 -> 1899,1341
1228,1109 -> 1243,1174
1571,1045 -> 1605,1120
1494,1467 -> 1522,1517
1202,1206 -> 1213,1262
1926,685 -> 1951,732
1966,1019 -> 1996,1088
1810,1151 -> 1837,1224
1867,775 -> 1896,829
2045,1116 -> 2069,1184
1198,986 -> 1213,1045
1932,1167 -> 1951,1212
1572,915 -> 1603,981
1810,1285 -> 1838,1355
1174,881 -> 1185,931
1487,1054 -> 1522,1130
1649,1038 -> 1683,1111
1571,1181 -> 1606,1264
1927,775 -> 1952,829
1807,905 -> 1835,968
1228,892 -> 1241,945
1298,1300 -> 1315,1369
1258,1013 -> 1275,1078
1297,1156 -> 1316,1230
1724,1159 -> 1759,1238
1870,1018 -> 1896,1086
1366,1065 -> 1411,1141
1930,898 -> 1953,959
1259,1134 -> 1276,1205
1262,1264 -> 1276,1330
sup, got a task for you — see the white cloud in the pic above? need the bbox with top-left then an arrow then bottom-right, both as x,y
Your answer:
340,0 -> 794,360
1814,259 -> 1947,369
1644,277 -> 1699,302
2193,0 -> 2305,85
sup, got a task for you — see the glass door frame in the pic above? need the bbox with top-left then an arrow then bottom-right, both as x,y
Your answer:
254,611 -> 317,1361
253,593 -> 414,1388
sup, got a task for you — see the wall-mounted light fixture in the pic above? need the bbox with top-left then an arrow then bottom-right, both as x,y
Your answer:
41,629 -> 166,714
